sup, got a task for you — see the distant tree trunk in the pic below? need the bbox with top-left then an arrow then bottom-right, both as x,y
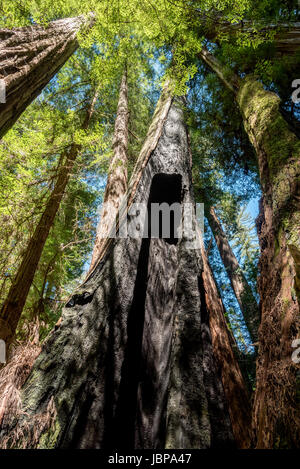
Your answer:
0,89 -> 99,350
199,233 -> 252,448
0,88 -> 236,449
89,69 -> 128,272
207,206 -> 259,344
0,14 -> 94,139
203,20 -> 300,55
199,47 -> 300,448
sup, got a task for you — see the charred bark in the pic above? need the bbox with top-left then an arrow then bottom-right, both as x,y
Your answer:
0,89 -> 99,350
199,47 -> 300,448
0,14 -> 94,139
89,69 -> 128,272
207,206 -> 259,344
0,90 -> 234,449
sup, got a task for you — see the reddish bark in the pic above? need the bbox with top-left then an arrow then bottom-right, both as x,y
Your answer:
200,235 -> 252,448
0,14 -> 94,138
199,46 -> 300,448
89,70 -> 129,272
208,206 -> 259,343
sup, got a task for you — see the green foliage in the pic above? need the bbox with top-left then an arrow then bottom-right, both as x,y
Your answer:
0,96 -> 101,340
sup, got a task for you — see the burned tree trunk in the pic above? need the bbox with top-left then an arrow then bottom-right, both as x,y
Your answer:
89,69 -> 128,271
0,89 -> 99,350
199,235 -> 252,448
0,14 -> 94,139
207,206 -> 259,344
199,47 -> 300,448
0,89 -> 235,449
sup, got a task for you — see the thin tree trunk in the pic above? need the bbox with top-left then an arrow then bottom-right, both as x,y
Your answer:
207,206 -> 259,344
0,89 -> 99,350
0,14 -> 94,139
199,232 -> 252,448
89,69 -> 128,272
199,46 -> 300,448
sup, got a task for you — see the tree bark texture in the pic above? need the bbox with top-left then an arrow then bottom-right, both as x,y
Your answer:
199,46 -> 300,448
237,78 -> 300,448
89,70 -> 128,272
0,92 -> 235,449
0,89 -> 98,349
202,17 -> 300,55
199,234 -> 252,448
0,14 -> 94,139
207,206 -> 259,344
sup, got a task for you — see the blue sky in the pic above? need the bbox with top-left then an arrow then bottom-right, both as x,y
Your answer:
246,196 -> 260,220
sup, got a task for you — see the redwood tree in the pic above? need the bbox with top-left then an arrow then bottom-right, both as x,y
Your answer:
0,88 -> 236,449
207,206 -> 259,344
89,69 -> 129,272
201,16 -> 300,56
199,233 -> 252,448
199,45 -> 300,448
0,14 -> 94,139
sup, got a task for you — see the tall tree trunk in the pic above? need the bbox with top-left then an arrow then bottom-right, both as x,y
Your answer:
89,69 -> 128,272
199,46 -> 300,448
202,19 -> 300,55
0,14 -> 94,139
0,88 -> 235,449
199,232 -> 252,448
0,89 -> 99,350
207,206 -> 259,344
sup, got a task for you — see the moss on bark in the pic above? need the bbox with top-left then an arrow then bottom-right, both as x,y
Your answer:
238,76 -> 300,448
